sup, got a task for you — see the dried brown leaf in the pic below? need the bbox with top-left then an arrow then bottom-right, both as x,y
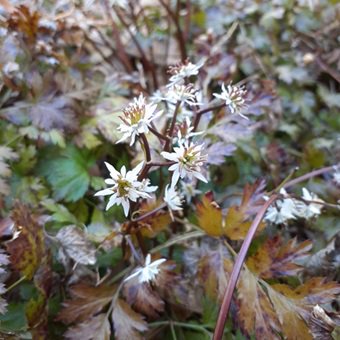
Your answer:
112,299 -> 147,340
56,225 -> 97,266
123,281 -> 164,318
6,203 -> 45,280
57,284 -> 116,324
247,236 -> 312,279
64,314 -> 111,340
237,268 -> 281,339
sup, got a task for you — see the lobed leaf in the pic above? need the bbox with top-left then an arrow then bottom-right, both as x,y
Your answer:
247,236 -> 312,279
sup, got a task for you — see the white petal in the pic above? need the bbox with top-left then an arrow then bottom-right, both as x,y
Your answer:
104,162 -> 119,176
122,200 -> 130,216
193,171 -> 208,183
161,151 -> 178,161
95,188 -> 113,196
106,195 -> 117,210
171,169 -> 180,187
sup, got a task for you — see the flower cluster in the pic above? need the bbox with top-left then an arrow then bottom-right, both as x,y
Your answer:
167,59 -> 204,86
265,188 -> 324,225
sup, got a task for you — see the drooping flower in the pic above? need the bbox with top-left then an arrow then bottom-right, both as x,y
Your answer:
181,180 -> 201,203
117,94 -> 162,146
95,161 -> 157,216
161,140 -> 207,187
167,59 -> 204,86
213,82 -> 248,118
124,254 -> 166,284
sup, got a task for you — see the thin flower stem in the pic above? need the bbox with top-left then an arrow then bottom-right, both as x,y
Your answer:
282,165 -> 335,189
164,101 -> 181,151
193,102 -> 226,131
125,236 -> 143,265
140,133 -> 151,162
149,126 -> 170,143
158,0 -> 187,61
132,203 -> 167,222
4,275 -> 27,293
213,195 -> 278,340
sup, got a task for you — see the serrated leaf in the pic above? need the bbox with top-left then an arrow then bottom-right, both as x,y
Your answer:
39,146 -> 95,202
196,192 -> 223,237
247,236 -> 312,279
57,284 -> 116,324
6,203 -> 45,280
0,249 -> 9,315
56,225 -> 96,266
139,200 -> 171,238
42,201 -> 78,225
64,313 -> 111,340
265,278 -> 340,340
112,299 -> 147,340
123,281 -> 164,318
0,145 -> 18,196
237,268 -> 281,339
197,245 -> 232,300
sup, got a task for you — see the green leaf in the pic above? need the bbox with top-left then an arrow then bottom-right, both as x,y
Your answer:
0,303 -> 27,333
38,146 -> 95,202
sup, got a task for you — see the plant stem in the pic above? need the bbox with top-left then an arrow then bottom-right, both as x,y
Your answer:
213,195 -> 278,340
164,101 -> 181,151
149,126 -> 170,143
132,203 -> 166,222
4,275 -> 27,293
283,165 -> 335,189
150,321 -> 212,337
158,0 -> 187,61
193,103 -> 226,131
140,133 -> 151,162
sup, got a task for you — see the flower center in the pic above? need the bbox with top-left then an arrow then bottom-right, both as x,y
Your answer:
117,178 -> 131,197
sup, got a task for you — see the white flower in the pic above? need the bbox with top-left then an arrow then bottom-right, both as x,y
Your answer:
181,180 -> 201,203
298,188 -> 324,219
213,82 -> 248,118
166,84 -> 201,106
95,161 -> 157,216
124,254 -> 166,284
117,94 -> 162,146
164,185 -> 183,212
175,117 -> 203,144
161,140 -> 207,187
167,59 -> 204,86
265,199 -> 299,224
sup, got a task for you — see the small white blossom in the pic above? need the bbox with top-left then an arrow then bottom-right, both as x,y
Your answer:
166,84 -> 201,106
117,94 -> 162,146
124,254 -> 166,284
175,117 -> 203,144
164,185 -> 183,212
161,140 -> 207,187
265,198 -> 299,224
213,82 -> 248,118
181,180 -> 201,203
167,59 -> 204,86
95,161 -> 157,216
298,188 -> 324,219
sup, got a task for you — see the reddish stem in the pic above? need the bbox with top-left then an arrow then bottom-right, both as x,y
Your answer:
213,195 -> 278,340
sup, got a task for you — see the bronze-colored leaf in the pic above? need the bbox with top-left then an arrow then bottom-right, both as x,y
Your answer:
123,281 -> 164,319
247,236 -> 312,279
237,268 -> 281,339
6,203 -> 45,280
112,299 -> 147,340
64,314 -> 111,340
196,192 -> 223,237
57,284 -> 116,324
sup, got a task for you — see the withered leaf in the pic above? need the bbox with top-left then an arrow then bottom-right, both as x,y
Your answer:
57,284 -> 116,324
139,201 -> 171,238
308,305 -> 337,340
266,278 -> 340,340
197,244 -> 232,301
56,225 -> 97,266
112,299 -> 147,340
247,236 -> 312,279
0,146 -> 18,196
0,249 -> 9,315
123,281 -> 164,319
196,192 -> 223,237
6,203 -> 45,280
237,268 -> 281,339
64,313 -> 111,340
